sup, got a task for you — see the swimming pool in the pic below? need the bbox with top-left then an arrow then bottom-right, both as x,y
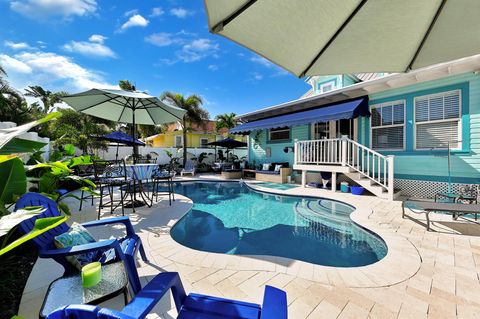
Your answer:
168,181 -> 387,267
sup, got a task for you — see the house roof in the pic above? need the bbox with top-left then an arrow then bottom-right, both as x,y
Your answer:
237,54 -> 480,123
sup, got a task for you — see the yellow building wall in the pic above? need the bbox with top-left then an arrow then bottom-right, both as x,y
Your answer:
148,131 -> 247,148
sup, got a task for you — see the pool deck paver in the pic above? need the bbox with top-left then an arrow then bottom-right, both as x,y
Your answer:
18,176 -> 480,318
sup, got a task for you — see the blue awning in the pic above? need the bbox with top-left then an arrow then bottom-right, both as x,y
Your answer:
231,98 -> 369,134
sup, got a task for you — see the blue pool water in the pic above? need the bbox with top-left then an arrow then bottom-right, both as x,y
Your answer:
168,182 -> 387,267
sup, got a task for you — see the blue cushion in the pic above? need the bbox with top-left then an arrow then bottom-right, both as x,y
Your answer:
99,238 -> 130,264
55,189 -> 69,196
54,223 -> 100,270
256,170 -> 280,175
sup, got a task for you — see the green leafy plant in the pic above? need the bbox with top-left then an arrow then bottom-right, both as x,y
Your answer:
28,155 -> 97,215
164,150 -> 180,172
0,112 -> 66,256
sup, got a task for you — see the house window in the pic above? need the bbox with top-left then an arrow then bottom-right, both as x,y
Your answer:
414,90 -> 461,150
175,135 -> 183,147
314,122 -> 330,139
319,81 -> 334,93
269,127 -> 290,141
371,100 -> 405,150
200,138 -> 209,147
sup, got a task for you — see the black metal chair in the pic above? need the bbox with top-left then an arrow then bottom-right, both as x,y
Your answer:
74,164 -> 96,211
150,164 -> 175,206
93,159 -> 135,218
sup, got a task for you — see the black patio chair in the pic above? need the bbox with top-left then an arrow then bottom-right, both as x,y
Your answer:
151,161 -> 176,206
93,159 -> 135,218
73,164 -> 96,211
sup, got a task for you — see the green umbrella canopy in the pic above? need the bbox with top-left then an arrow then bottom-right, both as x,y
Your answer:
62,88 -> 186,125
204,0 -> 480,77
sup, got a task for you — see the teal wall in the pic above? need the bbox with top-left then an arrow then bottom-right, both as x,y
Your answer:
249,125 -> 309,168
359,72 -> 480,183
342,75 -> 356,87
314,75 -> 340,94
247,72 -> 480,184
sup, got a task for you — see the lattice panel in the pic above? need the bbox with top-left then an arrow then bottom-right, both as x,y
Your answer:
395,179 -> 479,200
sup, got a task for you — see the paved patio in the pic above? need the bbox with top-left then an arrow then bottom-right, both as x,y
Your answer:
19,177 -> 480,318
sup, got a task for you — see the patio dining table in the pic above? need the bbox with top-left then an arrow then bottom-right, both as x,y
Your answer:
124,163 -> 159,181
123,164 -> 159,207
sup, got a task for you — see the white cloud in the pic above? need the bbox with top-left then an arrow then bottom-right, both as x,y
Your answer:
150,7 -> 164,17
208,64 -> 218,71
10,0 -> 97,20
250,56 -> 274,68
119,14 -> 149,32
37,41 -> 47,49
177,38 -> 219,63
4,51 -> 116,90
124,9 -> 138,17
145,33 -> 179,47
252,72 -> 263,80
170,8 -> 193,18
63,41 -> 116,58
147,32 -> 219,65
89,34 -> 107,44
250,55 -> 288,76
0,54 -> 32,73
4,41 -> 32,50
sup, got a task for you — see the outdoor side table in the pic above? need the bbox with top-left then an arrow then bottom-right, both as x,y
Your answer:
39,261 -> 129,319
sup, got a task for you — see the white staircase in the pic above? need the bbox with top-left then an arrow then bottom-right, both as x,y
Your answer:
294,137 -> 400,200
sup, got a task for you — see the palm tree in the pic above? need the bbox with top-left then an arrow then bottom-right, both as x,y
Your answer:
160,92 -> 209,166
215,112 -> 238,133
119,80 -> 135,91
24,86 -> 68,114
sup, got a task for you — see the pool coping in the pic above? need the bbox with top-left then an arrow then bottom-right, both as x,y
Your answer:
146,179 -> 421,288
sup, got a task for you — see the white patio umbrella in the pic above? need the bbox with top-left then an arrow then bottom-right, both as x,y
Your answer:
62,88 -> 186,162
204,0 -> 480,77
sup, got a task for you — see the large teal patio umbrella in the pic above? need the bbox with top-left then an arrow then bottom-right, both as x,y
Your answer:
62,88 -> 186,162
204,0 -> 480,77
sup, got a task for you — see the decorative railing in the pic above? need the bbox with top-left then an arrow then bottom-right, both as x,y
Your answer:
294,137 -> 394,198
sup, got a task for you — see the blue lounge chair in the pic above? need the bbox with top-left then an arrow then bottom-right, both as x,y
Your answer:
46,272 -> 288,319
15,192 -> 147,294
180,160 -> 196,176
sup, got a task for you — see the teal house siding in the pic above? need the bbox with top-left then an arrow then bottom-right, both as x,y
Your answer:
248,125 -> 309,167
342,75 -> 356,87
359,72 -> 480,183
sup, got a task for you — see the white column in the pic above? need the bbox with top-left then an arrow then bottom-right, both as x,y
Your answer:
294,139 -> 298,165
387,155 -> 395,201
301,170 -> 307,188
341,135 -> 347,166
331,172 -> 337,192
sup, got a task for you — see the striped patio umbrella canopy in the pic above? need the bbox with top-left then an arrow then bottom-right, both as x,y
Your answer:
62,88 -> 186,125
204,0 -> 480,77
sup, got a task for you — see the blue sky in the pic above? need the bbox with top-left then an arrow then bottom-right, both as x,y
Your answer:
0,0 -> 309,117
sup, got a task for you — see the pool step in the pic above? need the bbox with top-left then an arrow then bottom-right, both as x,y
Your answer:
294,201 -> 352,232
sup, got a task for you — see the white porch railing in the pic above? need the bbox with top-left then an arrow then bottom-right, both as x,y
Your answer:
294,137 -> 395,198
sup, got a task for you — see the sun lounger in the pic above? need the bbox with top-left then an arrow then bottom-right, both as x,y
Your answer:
402,200 -> 480,231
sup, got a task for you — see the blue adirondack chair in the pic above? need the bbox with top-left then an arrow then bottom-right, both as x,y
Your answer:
46,272 -> 288,319
15,192 -> 148,294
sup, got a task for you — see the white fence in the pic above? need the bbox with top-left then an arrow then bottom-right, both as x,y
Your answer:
97,146 -> 248,165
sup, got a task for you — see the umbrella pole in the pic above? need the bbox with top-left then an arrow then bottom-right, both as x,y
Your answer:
116,143 -> 120,161
132,108 -> 137,164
